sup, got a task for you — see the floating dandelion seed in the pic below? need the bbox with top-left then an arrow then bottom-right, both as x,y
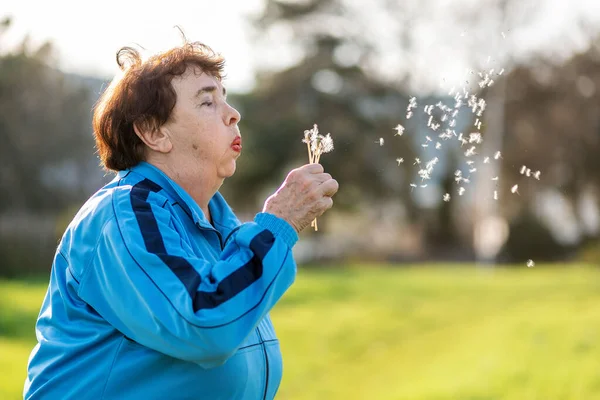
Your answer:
526,168 -> 531,177
469,132 -> 483,144
377,138 -> 384,146
469,168 -> 477,173
443,193 -> 451,202
414,158 -> 421,165
492,176 -> 499,181
511,184 -> 519,194
498,68 -> 505,76
436,142 -> 442,150
494,151 -> 502,160
409,183 -> 417,191
526,259 -> 535,268
501,31 -> 506,38
520,165 -> 527,174
394,124 -> 405,136
406,111 -> 413,119
466,160 -> 475,166
484,157 -> 490,163
465,146 -> 477,157
533,170 -> 541,180
493,190 -> 498,200
458,187 -> 466,196
396,158 -> 404,165
422,144 -> 429,148
420,184 -> 428,188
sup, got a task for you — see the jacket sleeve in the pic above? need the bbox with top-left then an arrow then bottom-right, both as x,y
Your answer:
77,192 -> 298,369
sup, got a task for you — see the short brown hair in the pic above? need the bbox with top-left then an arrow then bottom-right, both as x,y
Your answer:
92,41 -> 225,171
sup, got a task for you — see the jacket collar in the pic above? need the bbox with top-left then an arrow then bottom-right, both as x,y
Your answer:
122,162 -> 241,235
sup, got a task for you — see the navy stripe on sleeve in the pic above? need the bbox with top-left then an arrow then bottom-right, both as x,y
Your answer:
130,179 -> 275,312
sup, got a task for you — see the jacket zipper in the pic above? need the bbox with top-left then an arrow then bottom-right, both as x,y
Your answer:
196,223 -> 224,250
256,327 -> 269,400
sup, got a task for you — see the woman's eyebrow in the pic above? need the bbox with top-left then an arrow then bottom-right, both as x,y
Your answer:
194,86 -> 227,98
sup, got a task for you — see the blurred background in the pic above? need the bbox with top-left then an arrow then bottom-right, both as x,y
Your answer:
1,0 -> 599,399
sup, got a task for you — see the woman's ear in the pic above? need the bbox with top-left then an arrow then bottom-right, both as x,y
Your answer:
133,120 -> 172,153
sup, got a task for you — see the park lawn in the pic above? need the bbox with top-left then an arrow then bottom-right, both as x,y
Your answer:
1,265 -> 599,400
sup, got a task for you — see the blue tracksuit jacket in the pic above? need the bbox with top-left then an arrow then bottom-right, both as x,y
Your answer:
24,161 -> 298,399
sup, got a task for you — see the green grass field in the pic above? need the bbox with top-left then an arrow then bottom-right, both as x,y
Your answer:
1,265 -> 599,400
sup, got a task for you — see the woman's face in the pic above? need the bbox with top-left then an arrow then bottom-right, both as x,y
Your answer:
162,67 -> 242,182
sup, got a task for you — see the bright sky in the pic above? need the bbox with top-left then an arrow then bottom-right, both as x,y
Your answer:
2,0 -> 599,94
1,0 -> 264,92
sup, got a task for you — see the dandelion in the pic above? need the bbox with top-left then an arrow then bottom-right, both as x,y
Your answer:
396,158 -> 404,166
526,259 -> 535,268
302,124 -> 334,230
533,170 -> 541,180
443,193 -> 451,202
511,184 -> 519,194
494,151 -> 502,160
394,124 -> 405,136
458,187 -> 466,196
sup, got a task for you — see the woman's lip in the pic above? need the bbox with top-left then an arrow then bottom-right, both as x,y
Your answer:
231,144 -> 242,152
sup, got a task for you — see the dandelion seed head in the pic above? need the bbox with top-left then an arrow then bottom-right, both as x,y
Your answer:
443,193 -> 451,202
520,165 -> 527,175
533,170 -> 541,180
494,151 -> 502,160
396,158 -> 404,165
526,259 -> 535,268
484,157 -> 490,163
458,187 -> 466,196
511,184 -> 519,194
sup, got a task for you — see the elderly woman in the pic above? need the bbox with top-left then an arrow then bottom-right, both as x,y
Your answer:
24,41 -> 338,399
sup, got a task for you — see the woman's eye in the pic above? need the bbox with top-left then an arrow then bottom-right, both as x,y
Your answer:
201,101 -> 213,107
